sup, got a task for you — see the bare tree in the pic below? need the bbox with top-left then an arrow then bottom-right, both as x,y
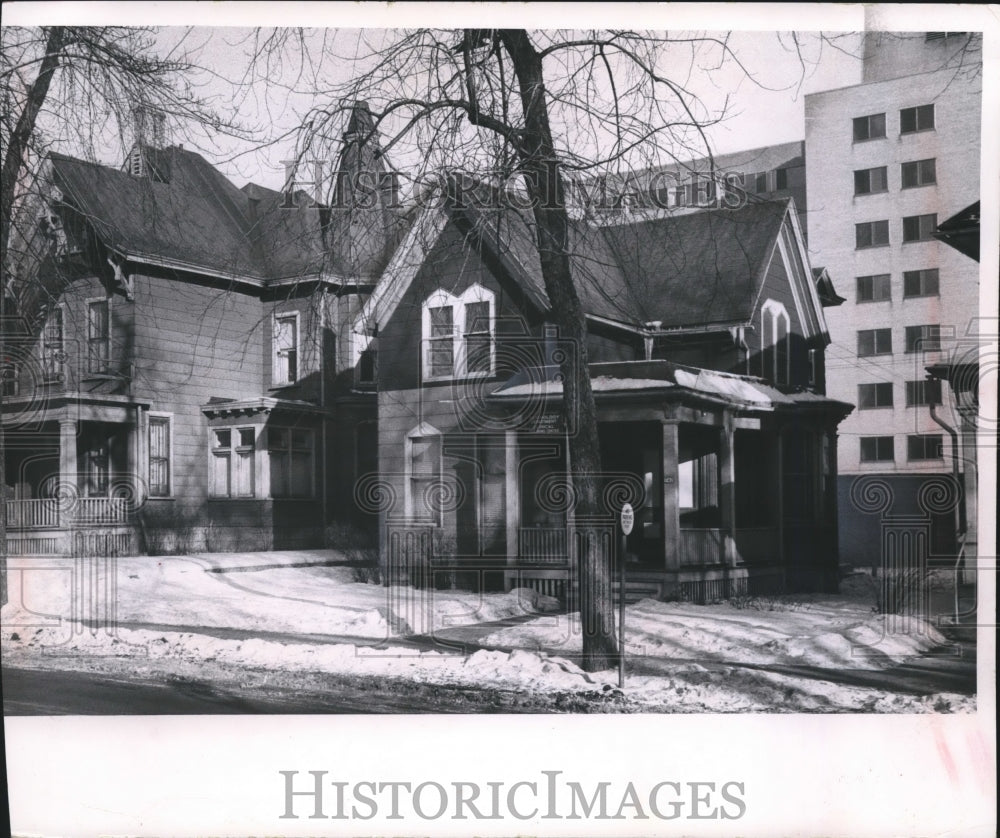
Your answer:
0,25 -> 243,604
262,28 -> 776,671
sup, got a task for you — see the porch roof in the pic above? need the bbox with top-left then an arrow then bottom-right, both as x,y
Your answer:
200,396 -> 330,419
491,361 -> 853,416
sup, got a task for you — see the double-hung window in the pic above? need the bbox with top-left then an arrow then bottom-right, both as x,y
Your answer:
87,298 -> 110,374
905,379 -> 943,407
422,286 -> 495,379
42,307 -> 65,381
273,313 -> 299,385
268,427 -> 313,498
149,416 -> 172,497
408,429 -> 442,523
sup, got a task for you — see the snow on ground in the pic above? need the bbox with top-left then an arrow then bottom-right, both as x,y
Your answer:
0,551 -> 975,712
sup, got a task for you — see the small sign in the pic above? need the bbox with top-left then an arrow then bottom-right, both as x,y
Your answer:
620,503 -> 634,536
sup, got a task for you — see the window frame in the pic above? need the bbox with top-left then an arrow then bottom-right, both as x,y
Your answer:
853,112 -> 887,142
208,425 -> 257,499
421,285 -> 496,381
860,436 -> 895,463
855,220 -> 890,249
907,434 -> 944,461
405,423 -> 443,524
267,425 -> 315,499
856,274 -> 892,303
858,382 -> 894,410
903,268 -> 940,299
760,299 -> 790,386
41,304 -> 66,382
905,379 -> 943,407
148,413 -> 173,498
904,324 -> 944,353
857,328 -> 893,357
85,296 -> 111,375
854,166 -> 889,196
900,104 -> 935,135
272,311 -> 300,386
902,213 -> 938,243
901,158 -> 937,189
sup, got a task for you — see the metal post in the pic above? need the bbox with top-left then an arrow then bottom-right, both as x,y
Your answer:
618,529 -> 626,689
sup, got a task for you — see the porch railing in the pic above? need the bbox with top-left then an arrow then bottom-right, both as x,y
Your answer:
518,527 -> 569,563
5,497 -> 130,529
679,528 -> 723,566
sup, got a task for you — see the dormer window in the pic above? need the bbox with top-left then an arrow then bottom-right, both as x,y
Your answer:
421,285 -> 495,380
273,312 -> 299,385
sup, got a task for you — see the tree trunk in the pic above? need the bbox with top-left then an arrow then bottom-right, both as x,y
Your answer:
499,30 -> 618,671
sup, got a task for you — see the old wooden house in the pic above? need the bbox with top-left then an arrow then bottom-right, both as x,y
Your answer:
356,186 -> 853,601
2,106 -> 396,556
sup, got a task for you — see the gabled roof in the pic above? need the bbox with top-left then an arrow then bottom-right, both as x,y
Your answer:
933,201 -> 980,262
460,195 -> 794,330
48,144 -> 406,286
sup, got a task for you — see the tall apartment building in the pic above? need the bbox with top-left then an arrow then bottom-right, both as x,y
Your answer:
804,32 -> 982,565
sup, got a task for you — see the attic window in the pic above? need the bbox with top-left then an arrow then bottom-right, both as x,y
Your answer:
421,285 -> 495,381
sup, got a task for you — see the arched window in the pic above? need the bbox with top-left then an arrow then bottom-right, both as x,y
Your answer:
421,285 -> 495,380
761,299 -> 791,386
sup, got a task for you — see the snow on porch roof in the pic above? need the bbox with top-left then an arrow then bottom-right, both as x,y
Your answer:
491,361 -> 852,413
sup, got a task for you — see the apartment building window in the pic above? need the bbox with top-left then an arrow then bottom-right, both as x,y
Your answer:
905,324 -> 944,353
860,436 -> 894,463
901,159 -> 936,188
209,427 -> 256,498
856,274 -> 891,303
273,313 -> 299,385
775,168 -> 788,190
856,220 -> 889,249
853,112 -> 886,141
854,166 -> 888,195
858,382 -> 893,409
900,104 -> 934,134
902,214 -> 937,243
907,434 -> 943,461
905,379 -> 943,407
754,172 -> 767,193
148,416 -> 172,497
857,328 -> 892,357
903,268 -> 940,298
268,427 -> 313,498
42,306 -> 64,381
87,298 -> 110,374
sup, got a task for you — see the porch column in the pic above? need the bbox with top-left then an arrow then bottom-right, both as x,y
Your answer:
719,412 -> 737,567
662,420 -> 680,571
505,430 -> 520,572
129,406 -> 147,506
58,417 -> 78,527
